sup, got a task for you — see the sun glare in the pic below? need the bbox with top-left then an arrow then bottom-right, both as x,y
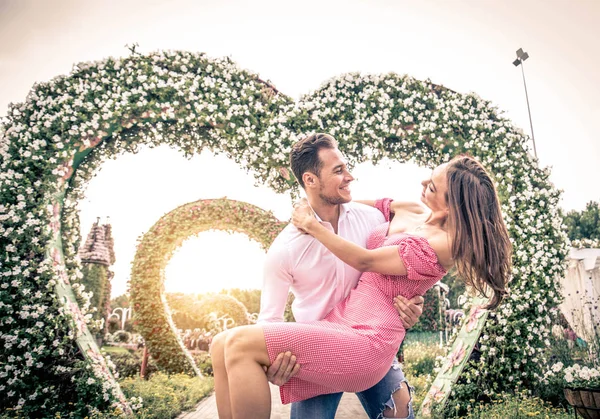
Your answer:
164,231 -> 267,294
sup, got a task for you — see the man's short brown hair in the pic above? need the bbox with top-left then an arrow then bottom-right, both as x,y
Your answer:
290,133 -> 338,188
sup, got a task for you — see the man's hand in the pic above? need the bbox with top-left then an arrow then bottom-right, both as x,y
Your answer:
394,295 -> 424,329
263,351 -> 300,386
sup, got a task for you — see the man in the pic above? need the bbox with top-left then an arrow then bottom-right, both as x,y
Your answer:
258,133 -> 424,419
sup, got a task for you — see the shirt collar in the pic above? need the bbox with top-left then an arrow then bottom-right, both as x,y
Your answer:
313,203 -> 351,223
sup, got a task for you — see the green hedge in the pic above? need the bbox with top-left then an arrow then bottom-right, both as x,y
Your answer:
119,373 -> 213,419
457,393 -> 571,419
104,348 -> 159,380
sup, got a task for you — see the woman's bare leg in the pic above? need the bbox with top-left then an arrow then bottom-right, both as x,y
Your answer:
224,325 -> 272,419
210,330 -> 234,419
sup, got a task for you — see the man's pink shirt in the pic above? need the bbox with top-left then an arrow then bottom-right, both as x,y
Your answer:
258,202 -> 385,323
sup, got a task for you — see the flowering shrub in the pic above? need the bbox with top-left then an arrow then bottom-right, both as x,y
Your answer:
546,362 -> 600,389
129,198 -> 285,375
0,49 -> 568,414
459,392 -> 571,419
570,238 -> 600,249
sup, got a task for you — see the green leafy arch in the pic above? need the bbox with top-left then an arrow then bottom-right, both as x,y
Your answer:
129,198 -> 286,375
0,49 -> 568,416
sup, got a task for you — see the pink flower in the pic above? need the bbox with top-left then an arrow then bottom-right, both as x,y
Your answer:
51,248 -> 62,266
68,302 -> 87,336
465,305 -> 486,333
443,340 -> 466,373
421,386 -> 446,416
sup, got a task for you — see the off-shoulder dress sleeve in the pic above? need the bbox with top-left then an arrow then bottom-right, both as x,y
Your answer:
374,198 -> 394,222
395,235 -> 447,281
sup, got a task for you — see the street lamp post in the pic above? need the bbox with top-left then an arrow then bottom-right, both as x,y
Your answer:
513,48 -> 538,159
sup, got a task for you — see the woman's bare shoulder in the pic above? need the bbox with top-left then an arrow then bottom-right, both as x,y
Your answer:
391,200 -> 428,214
426,230 -> 453,269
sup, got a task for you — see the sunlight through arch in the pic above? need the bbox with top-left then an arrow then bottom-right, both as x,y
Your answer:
129,198 -> 286,374
165,230 -> 267,294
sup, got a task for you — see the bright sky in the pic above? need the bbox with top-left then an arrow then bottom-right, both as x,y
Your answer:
1,0 -> 599,297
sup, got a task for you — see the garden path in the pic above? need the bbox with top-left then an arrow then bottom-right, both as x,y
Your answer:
178,383 -> 369,419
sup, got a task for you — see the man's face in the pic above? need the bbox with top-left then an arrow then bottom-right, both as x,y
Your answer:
314,148 -> 354,205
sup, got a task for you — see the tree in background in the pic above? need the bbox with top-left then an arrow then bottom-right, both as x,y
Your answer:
564,201 -> 600,241
110,293 -> 130,312
221,288 -> 261,314
220,288 -> 296,322
110,288 -> 297,334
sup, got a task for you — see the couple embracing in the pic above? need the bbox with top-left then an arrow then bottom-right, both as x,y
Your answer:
211,133 -> 512,419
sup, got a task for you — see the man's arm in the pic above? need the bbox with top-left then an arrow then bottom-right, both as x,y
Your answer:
258,239 -> 301,385
257,244 -> 292,323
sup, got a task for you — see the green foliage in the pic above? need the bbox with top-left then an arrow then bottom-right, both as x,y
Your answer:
113,330 -> 132,343
166,293 -> 204,330
167,292 -> 251,331
533,330 -> 593,406
219,288 -> 295,322
284,292 -> 296,323
81,262 -> 109,335
192,351 -> 214,377
104,348 -> 159,380
402,340 -> 445,411
404,331 -> 441,346
564,201 -> 600,240
403,341 -> 445,377
194,293 -> 250,328
454,392 -> 571,419
129,198 -> 286,375
443,272 -> 467,307
102,345 -> 131,355
111,294 -> 130,311
119,373 -> 214,419
412,287 -> 443,332
221,288 -> 261,315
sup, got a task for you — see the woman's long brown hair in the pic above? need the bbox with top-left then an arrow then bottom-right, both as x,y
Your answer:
445,156 -> 512,310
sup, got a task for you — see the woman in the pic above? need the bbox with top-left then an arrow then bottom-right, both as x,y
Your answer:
210,155 -> 512,419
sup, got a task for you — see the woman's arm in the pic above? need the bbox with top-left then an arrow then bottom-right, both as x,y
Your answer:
292,200 -> 408,276
354,200 -> 426,215
354,200 -> 379,208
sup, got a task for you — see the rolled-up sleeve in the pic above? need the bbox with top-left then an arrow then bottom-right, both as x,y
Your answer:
396,235 -> 447,281
257,241 -> 292,323
374,198 -> 394,221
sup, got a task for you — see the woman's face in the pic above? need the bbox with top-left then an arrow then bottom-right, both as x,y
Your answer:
420,163 -> 449,212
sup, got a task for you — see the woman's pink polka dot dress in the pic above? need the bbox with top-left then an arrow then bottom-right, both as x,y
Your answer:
261,199 -> 447,404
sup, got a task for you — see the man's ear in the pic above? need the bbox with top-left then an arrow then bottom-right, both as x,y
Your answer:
302,172 -> 318,188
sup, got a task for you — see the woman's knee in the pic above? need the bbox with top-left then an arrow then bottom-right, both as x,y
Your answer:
224,326 -> 267,367
382,381 -> 413,418
224,328 -> 249,366
210,330 -> 228,360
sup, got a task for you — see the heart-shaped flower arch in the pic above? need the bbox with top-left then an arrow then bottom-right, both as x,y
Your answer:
0,49 -> 568,416
129,198 -> 286,375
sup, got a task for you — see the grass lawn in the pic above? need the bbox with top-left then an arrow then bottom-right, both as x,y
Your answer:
101,345 -> 131,354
